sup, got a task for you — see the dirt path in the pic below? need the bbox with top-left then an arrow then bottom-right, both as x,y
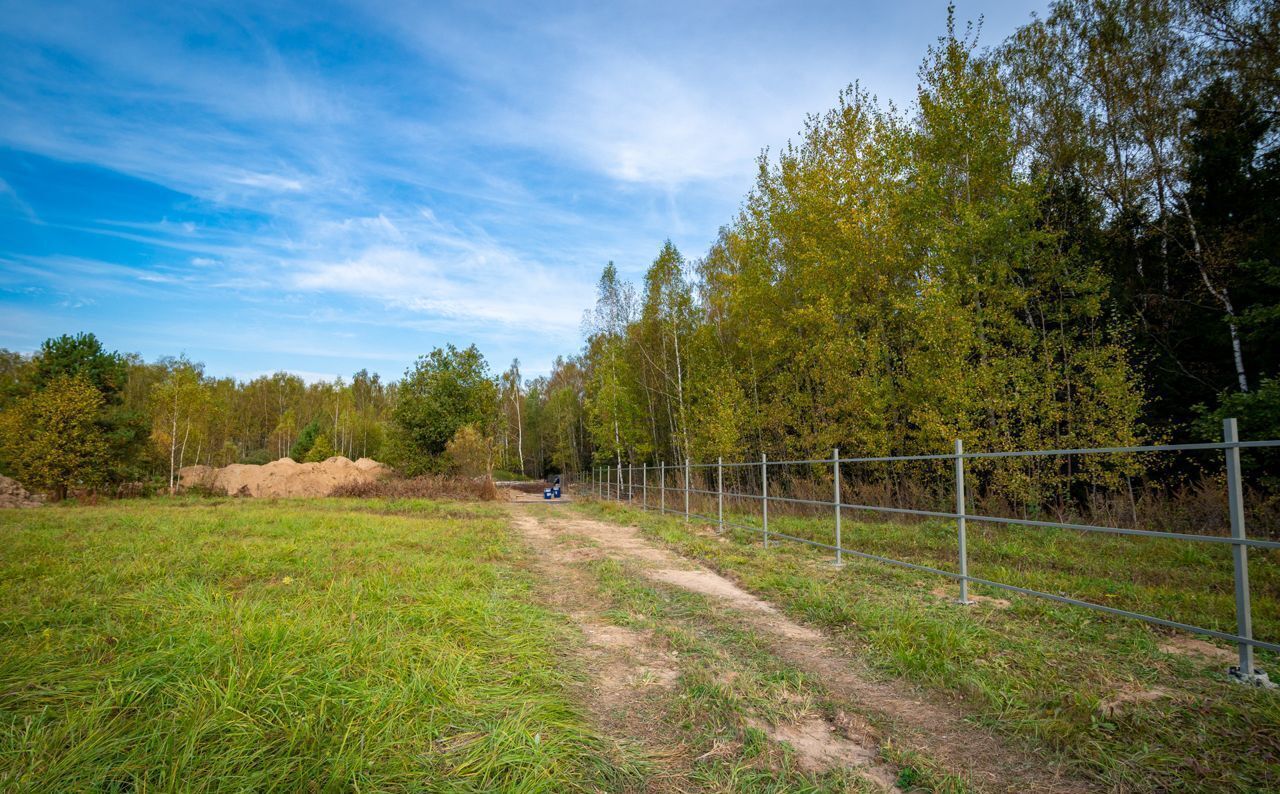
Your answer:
510,505 -> 1095,793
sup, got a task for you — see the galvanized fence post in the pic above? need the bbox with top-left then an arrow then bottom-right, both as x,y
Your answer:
717,456 -> 724,533
642,464 -> 647,510
628,464 -> 633,504
955,439 -> 971,605
1225,418 -> 1257,680
684,458 -> 691,522
660,461 -> 665,514
762,452 -> 769,548
833,448 -> 843,567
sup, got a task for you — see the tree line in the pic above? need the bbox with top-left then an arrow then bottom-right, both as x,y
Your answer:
0,334 -> 588,497
571,0 -> 1280,505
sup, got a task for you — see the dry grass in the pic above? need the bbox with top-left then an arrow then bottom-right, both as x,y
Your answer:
329,474 -> 500,500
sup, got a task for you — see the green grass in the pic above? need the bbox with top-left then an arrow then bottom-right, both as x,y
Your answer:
576,500 -> 1280,792
0,498 -> 635,792
757,506 -> 1280,643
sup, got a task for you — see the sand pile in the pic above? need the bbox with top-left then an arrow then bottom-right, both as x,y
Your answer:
179,456 -> 391,498
0,475 -> 42,508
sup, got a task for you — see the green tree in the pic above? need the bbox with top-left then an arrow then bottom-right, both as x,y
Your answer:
0,349 -> 31,410
584,264 -> 647,473
391,345 -> 497,474
290,419 -> 322,461
500,359 -> 526,474
148,358 -> 209,493
634,242 -> 697,462
31,333 -> 148,483
33,333 -> 127,397
303,431 -> 336,463
0,375 -> 109,499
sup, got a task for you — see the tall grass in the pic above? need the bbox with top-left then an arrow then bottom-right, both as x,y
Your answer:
0,498 -> 630,792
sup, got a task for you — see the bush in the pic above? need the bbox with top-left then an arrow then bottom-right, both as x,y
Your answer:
304,432 -> 336,463
445,425 -> 493,477
240,448 -> 272,465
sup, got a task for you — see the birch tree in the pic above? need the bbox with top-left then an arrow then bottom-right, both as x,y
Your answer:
148,358 -> 208,493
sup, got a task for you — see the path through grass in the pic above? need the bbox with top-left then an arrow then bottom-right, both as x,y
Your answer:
575,500 -> 1280,791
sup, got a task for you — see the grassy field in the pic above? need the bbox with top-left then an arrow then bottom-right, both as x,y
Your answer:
0,498 -> 635,792
6,493 -> 1278,792
576,499 -> 1280,792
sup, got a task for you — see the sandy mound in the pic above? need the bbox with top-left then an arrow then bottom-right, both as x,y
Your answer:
180,456 -> 391,498
0,474 -> 42,508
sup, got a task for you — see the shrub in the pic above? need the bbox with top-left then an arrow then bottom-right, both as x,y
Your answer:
329,474 -> 499,501
240,448 -> 272,465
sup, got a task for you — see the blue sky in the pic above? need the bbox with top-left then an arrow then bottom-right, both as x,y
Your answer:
0,0 -> 1047,382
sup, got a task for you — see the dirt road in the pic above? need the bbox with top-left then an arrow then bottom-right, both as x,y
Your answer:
509,503 -> 1094,793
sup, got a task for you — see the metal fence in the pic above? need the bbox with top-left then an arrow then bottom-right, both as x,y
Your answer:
581,418 -> 1280,686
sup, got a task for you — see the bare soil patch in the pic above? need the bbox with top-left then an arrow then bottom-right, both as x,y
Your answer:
1096,686 -> 1170,719
749,713 -> 901,790
930,586 -> 1012,609
1159,635 -> 1237,665
180,456 -> 390,498
506,487 -> 574,504
582,622 -> 681,692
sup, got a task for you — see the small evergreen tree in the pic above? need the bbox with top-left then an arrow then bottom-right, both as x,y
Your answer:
290,419 -> 321,461
303,431 -> 336,463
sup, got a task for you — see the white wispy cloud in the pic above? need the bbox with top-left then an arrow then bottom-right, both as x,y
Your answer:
0,0 -> 1046,378
290,238 -> 593,332
227,172 -> 306,192
0,176 -> 40,221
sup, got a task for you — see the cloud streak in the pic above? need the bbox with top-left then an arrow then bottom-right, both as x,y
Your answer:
0,0 -> 1048,378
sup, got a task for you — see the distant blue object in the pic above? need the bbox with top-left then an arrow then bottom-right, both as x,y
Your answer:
553,488 -> 561,498
543,489 -> 552,500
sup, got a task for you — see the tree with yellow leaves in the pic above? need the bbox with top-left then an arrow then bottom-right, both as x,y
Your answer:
0,374 -> 108,500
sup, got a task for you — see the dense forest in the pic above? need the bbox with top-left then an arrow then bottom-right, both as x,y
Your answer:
575,0 -> 1280,491
1,0 -> 1277,502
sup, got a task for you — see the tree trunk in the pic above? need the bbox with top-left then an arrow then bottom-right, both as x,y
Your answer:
515,390 -> 525,474
168,394 -> 178,495
1182,196 -> 1249,392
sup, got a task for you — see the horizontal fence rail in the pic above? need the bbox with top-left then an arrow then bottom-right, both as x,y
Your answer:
581,419 -> 1280,684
